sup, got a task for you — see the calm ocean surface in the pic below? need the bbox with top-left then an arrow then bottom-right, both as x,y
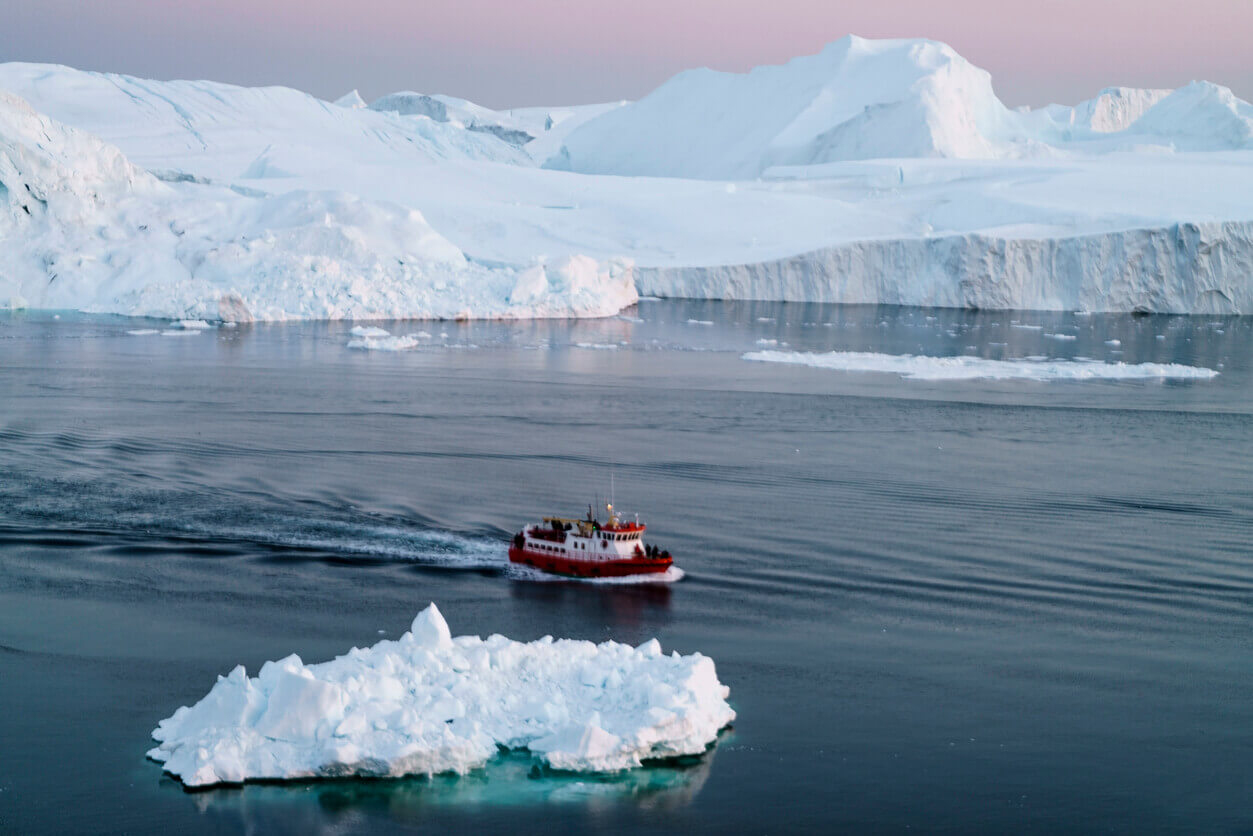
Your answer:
1,302 -> 1250,834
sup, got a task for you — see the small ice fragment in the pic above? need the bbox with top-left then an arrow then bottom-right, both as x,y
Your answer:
349,326 -> 390,338
175,320 -> 213,329
347,334 -> 421,350
1105,339 -> 1121,347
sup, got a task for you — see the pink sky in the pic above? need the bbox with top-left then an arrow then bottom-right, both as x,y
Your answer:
3,0 -> 1251,107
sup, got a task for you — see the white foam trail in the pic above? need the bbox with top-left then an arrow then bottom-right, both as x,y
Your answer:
742,350 -> 1219,381
507,564 -> 686,585
220,518 -> 506,569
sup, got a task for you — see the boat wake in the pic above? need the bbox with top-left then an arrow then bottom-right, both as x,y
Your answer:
506,564 -> 687,585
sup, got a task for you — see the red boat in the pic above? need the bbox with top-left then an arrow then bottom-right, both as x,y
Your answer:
509,503 -> 673,578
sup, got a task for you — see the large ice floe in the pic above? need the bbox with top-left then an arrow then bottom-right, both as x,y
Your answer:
147,604 -> 734,787
2,34 -> 1253,316
742,350 -> 1220,382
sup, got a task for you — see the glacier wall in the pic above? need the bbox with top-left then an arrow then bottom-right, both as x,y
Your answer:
637,221 -> 1253,314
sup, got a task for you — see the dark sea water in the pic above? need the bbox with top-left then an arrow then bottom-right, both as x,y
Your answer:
1,302 -> 1250,834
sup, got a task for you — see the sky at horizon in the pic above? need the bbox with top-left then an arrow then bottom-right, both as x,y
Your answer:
3,0 -> 1251,108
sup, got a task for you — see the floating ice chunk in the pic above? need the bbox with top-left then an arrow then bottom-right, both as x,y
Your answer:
686,319 -> 714,326
531,716 -> 629,771
574,342 -> 619,350
1105,339 -> 1122,347
175,319 -> 214,329
349,325 -> 391,338
742,350 -> 1218,381
347,333 -> 421,351
755,338 -> 778,346
160,329 -> 200,336
127,329 -> 160,336
147,603 -> 734,787
1044,333 -> 1077,341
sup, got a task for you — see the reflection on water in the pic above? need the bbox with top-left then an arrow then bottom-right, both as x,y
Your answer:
509,575 -> 674,625
181,745 -> 721,832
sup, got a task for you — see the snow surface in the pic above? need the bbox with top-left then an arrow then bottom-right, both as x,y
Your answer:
742,350 -> 1220,381
2,35 -> 1252,316
148,604 -> 734,787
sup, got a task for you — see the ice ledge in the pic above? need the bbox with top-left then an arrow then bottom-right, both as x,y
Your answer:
636,220 -> 1253,314
147,604 -> 735,787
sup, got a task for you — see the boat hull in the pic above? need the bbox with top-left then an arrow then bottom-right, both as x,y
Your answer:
508,546 -> 672,578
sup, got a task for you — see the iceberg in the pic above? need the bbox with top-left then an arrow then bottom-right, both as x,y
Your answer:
547,36 -> 1024,179
147,604 -> 735,788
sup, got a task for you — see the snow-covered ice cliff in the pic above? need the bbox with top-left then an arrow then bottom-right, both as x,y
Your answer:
148,604 -> 735,787
0,90 -> 635,321
638,220 -> 1253,314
